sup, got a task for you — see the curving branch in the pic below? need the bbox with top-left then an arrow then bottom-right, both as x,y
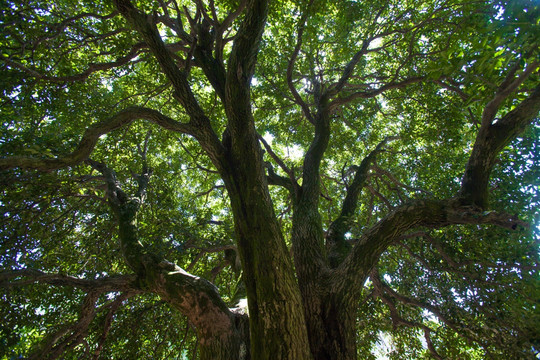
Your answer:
258,135 -> 299,192
92,293 -> 131,360
336,198 -> 529,300
28,292 -> 100,360
328,76 -> 424,110
326,40 -> 371,98
0,107 -> 193,171
89,160 -> 248,359
459,84 -> 540,208
27,291 -> 139,360
0,269 -> 140,293
113,0 -> 226,173
4,42 -> 146,83
370,268 -> 445,360
0,268 -> 140,360
481,61 -> 539,127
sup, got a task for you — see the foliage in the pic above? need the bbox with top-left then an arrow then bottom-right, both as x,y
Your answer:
0,0 -> 539,359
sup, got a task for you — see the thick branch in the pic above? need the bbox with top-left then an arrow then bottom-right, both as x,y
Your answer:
336,199 -> 528,299
88,161 -> 247,359
224,0 -> 268,141
0,107 -> 192,171
459,84 -> 540,208
29,292 -> 100,360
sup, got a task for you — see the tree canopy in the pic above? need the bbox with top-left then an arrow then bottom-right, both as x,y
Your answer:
0,0 -> 539,359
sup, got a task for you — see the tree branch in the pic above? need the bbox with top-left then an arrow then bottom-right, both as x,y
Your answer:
328,76 -> 424,110
336,199 -> 529,300
0,107 -> 192,171
0,269 -> 139,293
29,292 -> 100,360
459,84 -> 540,208
87,161 -> 247,357
258,135 -> 298,192
327,40 -> 371,97
481,61 -> 539,127
4,42 -> 146,83
371,268 -> 444,360
286,1 -> 315,124
224,0 -> 268,143
112,0 -> 223,154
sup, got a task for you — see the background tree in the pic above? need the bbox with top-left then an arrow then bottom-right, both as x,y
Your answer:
0,0 -> 539,359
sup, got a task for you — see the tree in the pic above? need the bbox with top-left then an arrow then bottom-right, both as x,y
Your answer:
0,0 -> 539,358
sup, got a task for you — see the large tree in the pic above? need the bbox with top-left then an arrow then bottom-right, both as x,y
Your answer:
0,0 -> 539,358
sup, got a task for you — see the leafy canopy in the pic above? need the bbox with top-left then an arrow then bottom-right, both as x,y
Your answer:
0,0 -> 539,359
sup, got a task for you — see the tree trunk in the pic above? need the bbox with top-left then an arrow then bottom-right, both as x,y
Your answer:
197,312 -> 250,360
226,182 -> 313,359
302,290 -> 358,360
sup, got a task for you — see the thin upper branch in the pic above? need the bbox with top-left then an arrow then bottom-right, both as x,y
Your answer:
258,135 -> 298,191
286,1 -> 315,124
3,42 -> 146,83
327,40 -> 371,97
328,76 -> 424,111
0,269 -> 140,293
481,61 -> 539,127
326,137 -> 398,267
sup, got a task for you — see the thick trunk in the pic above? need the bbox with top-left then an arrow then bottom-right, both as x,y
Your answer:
220,115 -> 312,359
303,293 -> 358,360
226,177 -> 313,359
197,312 -> 250,360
